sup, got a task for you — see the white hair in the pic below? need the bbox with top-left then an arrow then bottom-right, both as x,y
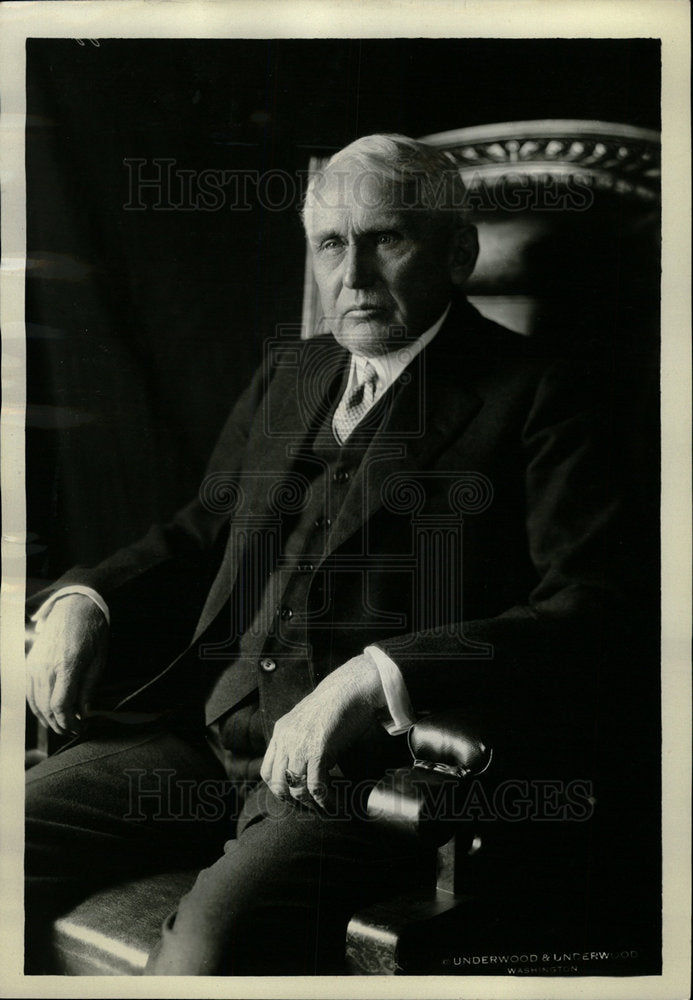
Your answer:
301,133 -> 469,230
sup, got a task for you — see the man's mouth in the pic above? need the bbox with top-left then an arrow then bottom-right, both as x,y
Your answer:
344,306 -> 385,318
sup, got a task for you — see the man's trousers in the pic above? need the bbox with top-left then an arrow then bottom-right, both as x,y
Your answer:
25,720 -> 432,975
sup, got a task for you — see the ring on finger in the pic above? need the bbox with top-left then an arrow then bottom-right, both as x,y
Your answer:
285,768 -> 307,789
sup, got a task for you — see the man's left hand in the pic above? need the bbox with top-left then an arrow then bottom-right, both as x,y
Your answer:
260,653 -> 384,810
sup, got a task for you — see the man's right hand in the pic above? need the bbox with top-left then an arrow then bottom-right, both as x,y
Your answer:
26,594 -> 109,735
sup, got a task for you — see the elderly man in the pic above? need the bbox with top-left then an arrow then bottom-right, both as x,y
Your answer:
25,134 -> 639,975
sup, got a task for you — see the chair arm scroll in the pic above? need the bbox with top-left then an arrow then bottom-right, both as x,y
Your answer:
366,713 -> 492,847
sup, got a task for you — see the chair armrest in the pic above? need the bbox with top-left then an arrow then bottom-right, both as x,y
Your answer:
366,712 -> 492,847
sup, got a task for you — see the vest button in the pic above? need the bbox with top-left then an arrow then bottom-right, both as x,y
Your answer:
299,562 -> 314,573
333,469 -> 350,483
259,657 -> 276,672
276,606 -> 293,620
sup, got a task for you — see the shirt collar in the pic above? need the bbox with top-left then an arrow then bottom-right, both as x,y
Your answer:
349,301 -> 451,396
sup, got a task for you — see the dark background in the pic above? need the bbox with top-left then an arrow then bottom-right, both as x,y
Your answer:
25,37 -> 661,583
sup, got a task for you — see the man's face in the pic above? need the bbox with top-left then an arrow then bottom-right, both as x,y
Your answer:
304,167 -> 462,356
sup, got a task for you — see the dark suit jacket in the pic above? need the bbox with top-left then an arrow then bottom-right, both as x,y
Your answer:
33,297 -> 650,777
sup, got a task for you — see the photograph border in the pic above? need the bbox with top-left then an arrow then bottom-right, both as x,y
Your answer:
1,2 -> 690,998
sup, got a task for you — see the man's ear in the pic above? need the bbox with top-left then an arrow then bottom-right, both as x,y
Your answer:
448,224 -> 479,286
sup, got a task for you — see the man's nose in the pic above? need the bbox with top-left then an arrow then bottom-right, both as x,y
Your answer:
342,243 -> 374,289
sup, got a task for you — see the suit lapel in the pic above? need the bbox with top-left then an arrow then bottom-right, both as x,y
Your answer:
191,334 -> 348,640
325,299 -> 484,558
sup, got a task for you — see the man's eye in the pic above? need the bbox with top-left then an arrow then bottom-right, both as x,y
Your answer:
320,239 -> 344,252
375,232 -> 399,245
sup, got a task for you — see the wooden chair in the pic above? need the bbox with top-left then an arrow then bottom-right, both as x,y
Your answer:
35,119 -> 661,976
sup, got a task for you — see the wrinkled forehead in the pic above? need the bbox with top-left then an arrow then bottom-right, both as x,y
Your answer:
303,162 -> 427,236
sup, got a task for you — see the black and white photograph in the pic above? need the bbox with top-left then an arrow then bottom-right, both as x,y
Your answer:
0,1 -> 690,996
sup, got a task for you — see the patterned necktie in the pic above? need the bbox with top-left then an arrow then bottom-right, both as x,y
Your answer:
333,360 -> 379,444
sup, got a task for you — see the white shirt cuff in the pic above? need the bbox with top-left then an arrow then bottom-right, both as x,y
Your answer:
30,586 -> 110,631
364,644 -> 416,735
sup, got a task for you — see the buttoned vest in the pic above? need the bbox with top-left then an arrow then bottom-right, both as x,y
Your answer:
203,372 -> 390,759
